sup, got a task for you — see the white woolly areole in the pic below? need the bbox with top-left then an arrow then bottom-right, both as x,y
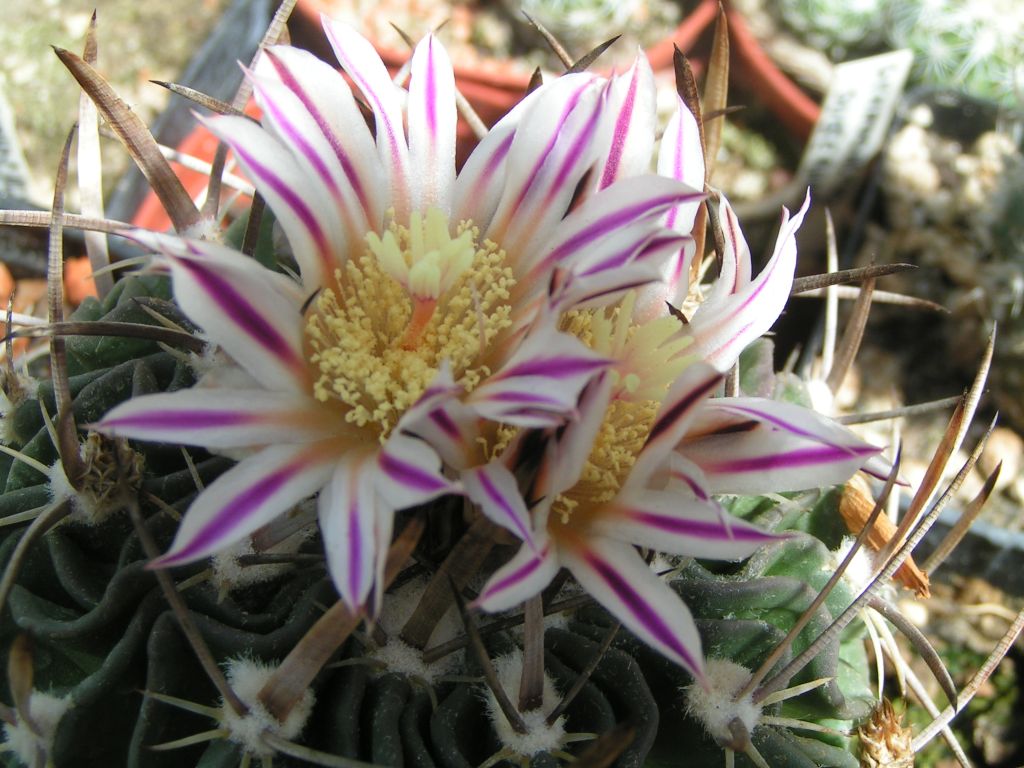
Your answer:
2,690 -> 73,763
483,650 -> 566,757
210,523 -> 314,594
46,461 -> 105,526
370,578 -> 462,681
684,658 -> 762,745
221,658 -> 314,756
182,216 -> 225,243
376,577 -> 461,642
830,536 -> 895,601
372,637 -> 461,683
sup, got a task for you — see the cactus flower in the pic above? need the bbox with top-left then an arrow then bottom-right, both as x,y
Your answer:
93,21 -> 703,612
474,283 -> 884,686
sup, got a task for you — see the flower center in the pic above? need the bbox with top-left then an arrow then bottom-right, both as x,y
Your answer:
304,208 -> 515,440
552,294 -> 694,525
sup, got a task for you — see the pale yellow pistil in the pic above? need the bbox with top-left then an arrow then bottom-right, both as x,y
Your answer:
304,208 -> 515,441
552,294 -> 696,526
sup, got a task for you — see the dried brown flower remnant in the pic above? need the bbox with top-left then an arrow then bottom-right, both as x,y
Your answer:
65,432 -> 144,524
858,698 -> 914,768
840,475 -> 930,597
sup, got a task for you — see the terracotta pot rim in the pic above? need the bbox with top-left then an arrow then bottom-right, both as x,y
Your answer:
291,0 -> 720,91
132,0 -> 821,230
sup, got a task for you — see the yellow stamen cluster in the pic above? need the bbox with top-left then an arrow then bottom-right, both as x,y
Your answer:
552,294 -> 696,525
552,397 -> 660,524
304,209 -> 515,440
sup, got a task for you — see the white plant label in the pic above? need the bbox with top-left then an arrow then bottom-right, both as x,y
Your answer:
798,49 -> 914,195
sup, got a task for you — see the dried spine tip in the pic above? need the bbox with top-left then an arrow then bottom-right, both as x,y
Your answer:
48,432 -> 144,526
858,699 -> 914,768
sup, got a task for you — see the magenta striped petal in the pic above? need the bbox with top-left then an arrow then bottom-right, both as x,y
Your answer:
861,454 -> 904,485
649,98 -> 705,313
690,192 -> 811,371
563,538 -> 705,684
536,374 -> 614,500
452,89 -> 535,231
554,230 -> 695,314
376,431 -> 457,511
464,462 -> 536,549
484,74 -> 602,259
93,390 -> 333,448
392,360 -> 462,433
151,443 -> 336,568
252,47 -> 383,239
469,328 -> 610,427
594,56 -> 656,191
657,96 -> 705,237
712,399 -> 867,451
529,175 -> 703,285
600,489 -> 781,560
408,34 -> 456,213
258,46 -> 384,225
201,114 -> 341,290
474,539 -> 558,613
664,453 -> 713,502
703,443 -> 879,474
683,428 -> 881,495
319,454 -> 379,609
503,86 -> 612,262
407,397 -> 477,471
390,362 -> 475,470
702,196 -> 751,308
323,19 -> 411,219
552,266 -> 664,313
622,363 -> 721,492
630,234 -> 697,322
646,363 -> 721,448
161,249 -> 308,392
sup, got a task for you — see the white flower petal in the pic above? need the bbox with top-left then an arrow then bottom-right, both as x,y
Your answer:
468,326 -> 610,427
657,96 -> 705,235
593,55 -> 656,190
407,34 -> 457,214
464,461 -> 536,549
377,431 -> 458,511
474,537 -> 559,613
452,88 -> 540,231
201,114 -> 343,291
161,247 -> 309,393
562,537 -> 706,683
485,74 -> 604,260
152,443 -> 336,568
93,389 -> 333,447
254,46 -> 384,234
626,362 -> 721,490
319,453 -> 381,608
690,191 -> 811,370
598,489 -> 780,560
323,19 -> 412,219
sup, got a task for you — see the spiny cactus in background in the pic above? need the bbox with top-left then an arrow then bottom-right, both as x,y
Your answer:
509,0 -> 682,68
517,0 -> 645,46
888,0 -> 1024,109
0,7 -> 1018,768
772,0 -> 889,60
771,0 -> 1024,108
